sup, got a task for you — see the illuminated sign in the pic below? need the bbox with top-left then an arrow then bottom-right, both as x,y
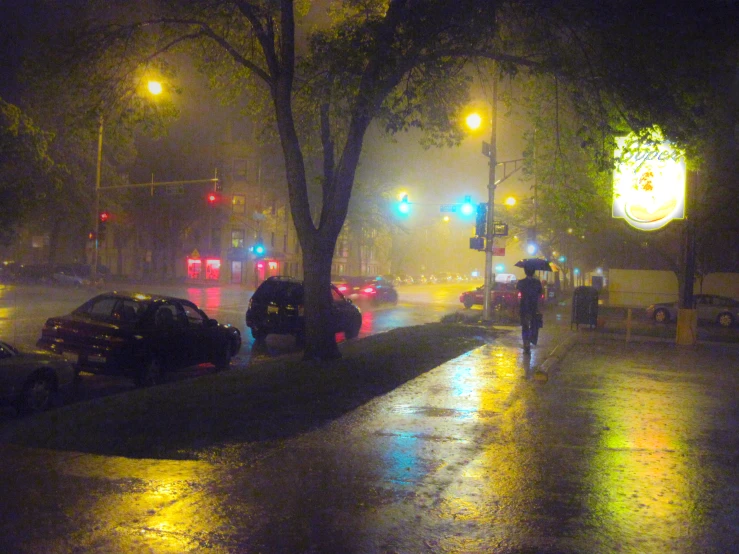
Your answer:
612,132 -> 686,231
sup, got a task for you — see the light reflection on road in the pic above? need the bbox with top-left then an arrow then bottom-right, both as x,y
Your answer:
586,365 -> 703,549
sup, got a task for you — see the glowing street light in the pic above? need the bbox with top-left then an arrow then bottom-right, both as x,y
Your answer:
465,113 -> 482,131
147,80 -> 163,95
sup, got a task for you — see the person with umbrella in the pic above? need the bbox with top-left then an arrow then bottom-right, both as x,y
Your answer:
515,259 -> 551,353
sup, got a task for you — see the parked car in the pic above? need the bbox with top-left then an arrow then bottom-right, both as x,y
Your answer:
0,339 -> 77,413
334,276 -> 399,306
37,291 -> 241,386
459,282 -> 521,310
246,276 -> 362,342
646,294 -> 739,327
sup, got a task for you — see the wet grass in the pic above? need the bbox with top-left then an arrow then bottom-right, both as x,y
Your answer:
0,323 -> 495,460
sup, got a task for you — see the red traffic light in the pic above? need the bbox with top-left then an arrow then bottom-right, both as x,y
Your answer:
207,193 -> 218,204
99,211 -> 110,222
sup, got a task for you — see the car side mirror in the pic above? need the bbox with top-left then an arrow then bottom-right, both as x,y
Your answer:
206,318 -> 219,327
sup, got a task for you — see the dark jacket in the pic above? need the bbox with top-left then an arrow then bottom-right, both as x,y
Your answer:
516,276 -> 543,315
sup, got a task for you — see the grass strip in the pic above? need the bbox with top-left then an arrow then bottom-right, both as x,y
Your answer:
1,323 -> 493,460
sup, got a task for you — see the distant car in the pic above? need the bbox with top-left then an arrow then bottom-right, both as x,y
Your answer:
459,282 -> 520,310
394,274 -> 414,286
37,291 -> 241,386
52,264 -> 100,287
646,294 -> 739,327
246,276 -> 363,343
411,274 -> 428,285
14,263 -> 54,284
0,339 -> 77,413
335,276 -> 399,306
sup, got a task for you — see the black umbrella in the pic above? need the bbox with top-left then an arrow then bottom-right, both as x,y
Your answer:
515,258 -> 553,272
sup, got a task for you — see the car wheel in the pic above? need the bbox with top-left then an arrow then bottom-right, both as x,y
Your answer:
251,327 -> 268,340
653,308 -> 670,323
136,355 -> 165,387
717,312 -> 734,328
463,299 -> 474,309
214,339 -> 232,371
17,370 -> 56,414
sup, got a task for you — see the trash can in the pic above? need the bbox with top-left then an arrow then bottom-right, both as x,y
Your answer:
571,286 -> 599,329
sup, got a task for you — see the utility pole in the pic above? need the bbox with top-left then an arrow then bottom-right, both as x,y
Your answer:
482,76 -> 498,321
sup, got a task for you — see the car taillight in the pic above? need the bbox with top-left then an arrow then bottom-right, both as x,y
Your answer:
337,284 -> 348,293
517,292 -> 522,299
362,286 -> 377,294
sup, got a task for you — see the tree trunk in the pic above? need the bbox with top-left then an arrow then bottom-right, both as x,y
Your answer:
302,236 -> 341,361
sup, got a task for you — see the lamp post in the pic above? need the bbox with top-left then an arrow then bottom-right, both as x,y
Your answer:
91,114 -> 104,280
91,80 -> 162,279
482,77 -> 498,321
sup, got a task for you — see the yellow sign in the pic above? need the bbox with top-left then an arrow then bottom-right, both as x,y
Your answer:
612,132 -> 686,231
190,249 -> 200,259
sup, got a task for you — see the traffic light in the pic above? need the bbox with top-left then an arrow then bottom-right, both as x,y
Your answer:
98,211 -> 110,241
252,239 -> 265,255
461,195 -> 474,216
397,194 -> 410,215
469,237 -> 485,250
475,203 -> 487,237
207,192 -> 218,206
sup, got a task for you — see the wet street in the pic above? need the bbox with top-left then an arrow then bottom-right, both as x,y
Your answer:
0,297 -> 737,552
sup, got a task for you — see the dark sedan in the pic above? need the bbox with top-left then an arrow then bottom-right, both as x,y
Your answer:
334,276 -> 399,306
37,291 -> 241,386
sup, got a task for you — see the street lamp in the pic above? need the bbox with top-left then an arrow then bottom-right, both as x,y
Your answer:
466,82 -> 498,321
91,80 -> 162,279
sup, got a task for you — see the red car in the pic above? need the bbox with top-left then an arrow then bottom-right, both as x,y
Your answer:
459,282 -> 520,310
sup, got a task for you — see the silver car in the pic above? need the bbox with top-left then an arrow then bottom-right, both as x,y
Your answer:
646,294 -> 739,327
0,340 -> 77,413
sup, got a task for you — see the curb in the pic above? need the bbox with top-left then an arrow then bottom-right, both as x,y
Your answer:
537,332 -> 579,376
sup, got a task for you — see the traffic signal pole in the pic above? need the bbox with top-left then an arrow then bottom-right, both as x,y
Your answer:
482,76 -> 498,322
91,115 -> 104,280
91,170 -> 219,278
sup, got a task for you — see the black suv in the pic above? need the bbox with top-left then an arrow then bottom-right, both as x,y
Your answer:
246,276 -> 363,342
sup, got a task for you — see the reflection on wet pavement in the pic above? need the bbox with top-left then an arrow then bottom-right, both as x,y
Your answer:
1,296 -> 737,552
